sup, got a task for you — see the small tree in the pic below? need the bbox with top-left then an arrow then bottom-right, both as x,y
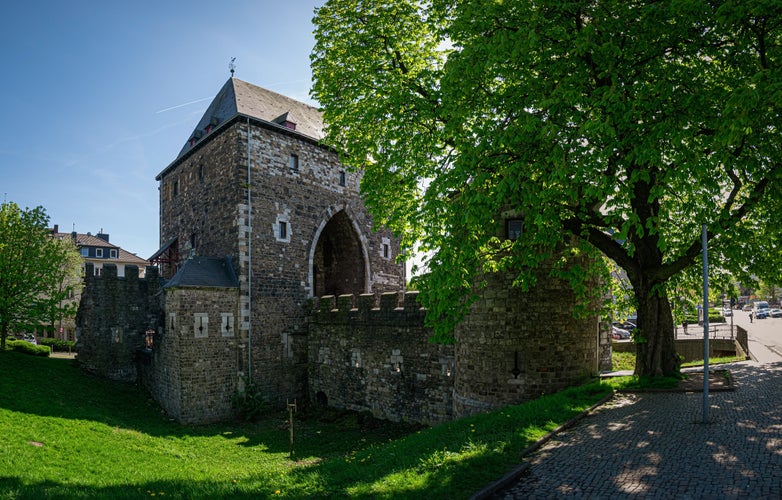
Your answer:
0,202 -> 83,349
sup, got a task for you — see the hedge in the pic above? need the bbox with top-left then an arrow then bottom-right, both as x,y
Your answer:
5,339 -> 51,357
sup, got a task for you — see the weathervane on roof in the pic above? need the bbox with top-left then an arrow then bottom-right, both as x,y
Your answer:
229,57 -> 236,77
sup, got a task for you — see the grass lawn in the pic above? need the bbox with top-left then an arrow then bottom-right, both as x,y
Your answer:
0,351 -> 627,499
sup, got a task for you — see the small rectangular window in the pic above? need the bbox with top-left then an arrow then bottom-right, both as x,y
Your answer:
96,248 -> 103,258
279,221 -> 287,240
289,154 -> 299,172
506,219 -> 523,241
110,249 -> 118,258
81,248 -> 89,257
173,179 -> 179,197
339,171 -> 346,186
383,243 -> 390,259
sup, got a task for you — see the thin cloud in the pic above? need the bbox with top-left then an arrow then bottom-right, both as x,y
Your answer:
155,96 -> 213,114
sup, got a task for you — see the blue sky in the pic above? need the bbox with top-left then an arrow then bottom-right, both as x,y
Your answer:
1,1 -> 323,259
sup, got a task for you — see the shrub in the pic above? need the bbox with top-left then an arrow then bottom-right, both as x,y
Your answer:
38,337 -> 77,352
231,377 -> 268,421
7,339 -> 51,357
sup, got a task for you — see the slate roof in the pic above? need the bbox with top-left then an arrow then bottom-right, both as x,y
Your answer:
51,230 -> 149,266
71,233 -> 118,249
174,77 -> 324,161
164,256 -> 239,289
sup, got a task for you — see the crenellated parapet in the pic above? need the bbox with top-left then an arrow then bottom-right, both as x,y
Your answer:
307,289 -> 454,425
309,291 -> 426,326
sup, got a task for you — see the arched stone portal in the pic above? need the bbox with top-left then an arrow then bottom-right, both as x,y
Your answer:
312,210 -> 367,297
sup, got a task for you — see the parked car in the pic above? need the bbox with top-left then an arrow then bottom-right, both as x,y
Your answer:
756,308 -> 771,319
722,308 -> 733,317
742,304 -> 752,311
612,326 -> 631,340
613,321 -> 637,331
770,308 -> 782,318
22,333 -> 37,345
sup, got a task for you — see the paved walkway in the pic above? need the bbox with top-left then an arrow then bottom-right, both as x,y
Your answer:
478,360 -> 782,499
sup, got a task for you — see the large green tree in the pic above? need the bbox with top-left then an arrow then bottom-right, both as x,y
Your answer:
0,202 -> 83,349
311,0 -> 782,377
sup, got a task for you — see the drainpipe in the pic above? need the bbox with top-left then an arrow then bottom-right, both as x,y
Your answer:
246,116 -> 253,380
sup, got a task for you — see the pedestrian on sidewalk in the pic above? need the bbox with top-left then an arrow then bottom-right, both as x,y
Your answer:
682,319 -> 688,334
749,311 -> 754,323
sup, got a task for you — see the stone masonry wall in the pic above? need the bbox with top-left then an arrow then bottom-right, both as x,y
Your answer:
308,291 -> 455,425
141,287 -> 241,424
158,117 -> 406,410
75,263 -> 163,382
453,263 -> 606,418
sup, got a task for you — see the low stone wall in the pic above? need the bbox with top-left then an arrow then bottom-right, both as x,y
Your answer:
612,338 -> 744,363
308,292 -> 455,425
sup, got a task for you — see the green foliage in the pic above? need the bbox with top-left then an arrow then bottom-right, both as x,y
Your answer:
0,202 -> 83,350
312,0 -> 782,377
230,377 -> 269,421
6,338 -> 51,356
38,337 -> 77,352
611,352 -> 636,372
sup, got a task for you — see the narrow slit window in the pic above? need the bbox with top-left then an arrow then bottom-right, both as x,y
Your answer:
339,171 -> 346,186
289,154 -> 299,172
279,221 -> 287,240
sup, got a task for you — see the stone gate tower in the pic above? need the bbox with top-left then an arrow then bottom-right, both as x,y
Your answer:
148,78 -> 405,422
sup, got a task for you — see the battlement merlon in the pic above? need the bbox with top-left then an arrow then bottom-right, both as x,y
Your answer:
309,291 -> 426,324
82,263 -> 160,283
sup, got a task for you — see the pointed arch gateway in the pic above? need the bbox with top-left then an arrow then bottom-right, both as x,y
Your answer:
310,209 -> 369,297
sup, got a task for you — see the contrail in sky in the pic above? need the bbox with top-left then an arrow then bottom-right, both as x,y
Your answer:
155,97 -> 212,114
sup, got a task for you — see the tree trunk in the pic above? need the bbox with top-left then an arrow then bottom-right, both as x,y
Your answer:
633,285 -> 679,377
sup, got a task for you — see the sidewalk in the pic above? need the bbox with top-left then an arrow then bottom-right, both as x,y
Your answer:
478,360 -> 782,499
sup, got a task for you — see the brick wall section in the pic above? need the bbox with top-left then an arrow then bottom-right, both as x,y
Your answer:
75,263 -> 163,382
142,287 -> 241,424
453,265 -> 605,418
307,291 -> 455,425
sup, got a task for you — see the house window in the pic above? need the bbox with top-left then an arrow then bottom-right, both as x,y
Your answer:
81,248 -> 89,257
383,244 -> 389,259
198,165 -> 204,183
506,219 -> 523,241
339,171 -> 346,186
173,179 -> 179,197
289,154 -> 299,172
381,237 -> 391,259
96,248 -> 103,258
110,249 -> 117,258
279,221 -> 287,240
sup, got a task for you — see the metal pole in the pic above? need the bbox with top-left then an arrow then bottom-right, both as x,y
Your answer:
701,224 -> 709,422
